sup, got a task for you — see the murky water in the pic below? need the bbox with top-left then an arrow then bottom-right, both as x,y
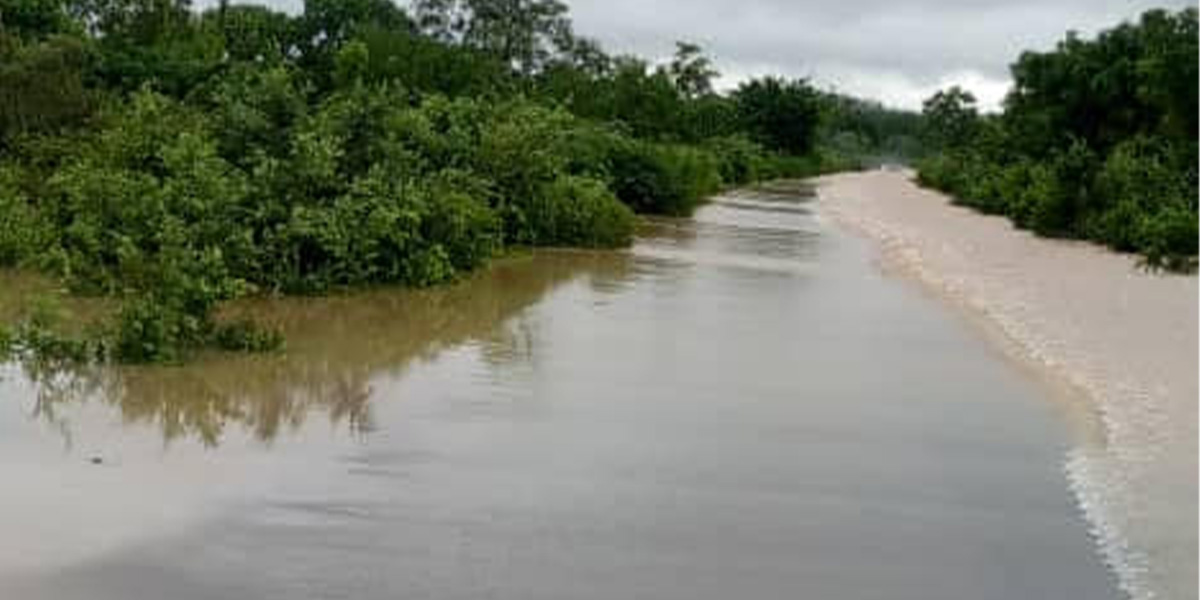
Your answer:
0,183 -> 1117,599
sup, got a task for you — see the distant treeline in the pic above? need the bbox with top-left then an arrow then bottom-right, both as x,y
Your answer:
0,0 -> 919,362
917,8 -> 1198,270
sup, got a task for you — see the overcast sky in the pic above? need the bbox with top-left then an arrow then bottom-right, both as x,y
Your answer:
562,0 -> 1192,111
202,0 -> 1192,111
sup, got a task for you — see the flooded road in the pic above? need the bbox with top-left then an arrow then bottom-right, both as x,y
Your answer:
0,183 -> 1117,599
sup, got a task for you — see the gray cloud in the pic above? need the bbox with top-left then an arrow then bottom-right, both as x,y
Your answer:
201,0 -> 1192,110
561,0 -> 1192,110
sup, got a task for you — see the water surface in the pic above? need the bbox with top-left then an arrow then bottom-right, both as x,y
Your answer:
0,183 -> 1117,599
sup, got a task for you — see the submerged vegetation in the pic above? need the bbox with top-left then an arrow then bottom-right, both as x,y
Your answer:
916,8 -> 1198,270
1,2 -> 1192,365
0,0 -> 921,362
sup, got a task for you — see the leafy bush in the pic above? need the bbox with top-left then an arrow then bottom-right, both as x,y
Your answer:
0,167 -> 53,266
114,295 -> 203,363
213,319 -> 285,353
525,176 -> 634,247
0,34 -> 98,144
1136,205 -> 1198,270
608,141 -> 720,216
705,134 -> 768,186
764,150 -> 862,180
273,167 -> 500,292
0,298 -> 102,365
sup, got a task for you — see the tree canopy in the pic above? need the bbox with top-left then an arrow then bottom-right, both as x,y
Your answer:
0,0 -> 915,363
917,7 -> 1197,269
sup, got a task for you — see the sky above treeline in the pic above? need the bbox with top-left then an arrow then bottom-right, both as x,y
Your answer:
197,0 -> 1192,111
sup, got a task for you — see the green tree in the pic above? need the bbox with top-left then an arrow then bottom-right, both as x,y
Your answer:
0,0 -> 77,39
917,8 -> 1198,268
201,2 -> 293,64
412,0 -> 571,74
668,41 -> 718,99
0,32 -> 96,145
734,77 -> 820,155
921,86 -> 978,151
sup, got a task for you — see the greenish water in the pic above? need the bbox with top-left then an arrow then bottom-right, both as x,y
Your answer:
0,183 -> 1116,599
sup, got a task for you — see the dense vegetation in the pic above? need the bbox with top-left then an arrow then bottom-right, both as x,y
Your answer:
917,8 -> 1198,270
0,0 -> 919,362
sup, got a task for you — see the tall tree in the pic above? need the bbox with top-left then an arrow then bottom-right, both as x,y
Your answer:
667,41 -> 717,99
734,77 -> 820,155
921,86 -> 978,151
412,0 -> 571,74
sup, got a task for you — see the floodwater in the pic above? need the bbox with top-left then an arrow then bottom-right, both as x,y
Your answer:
0,183 -> 1118,599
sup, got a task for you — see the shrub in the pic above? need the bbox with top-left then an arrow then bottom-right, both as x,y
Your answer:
421,173 -> 503,271
916,153 -> 963,193
705,134 -> 768,186
764,150 -> 860,180
608,141 -> 720,216
1093,138 -> 1179,211
1136,205 -> 1198,270
273,167 -> 499,291
6,299 -> 99,365
1086,199 -> 1145,252
214,319 -> 285,353
525,175 -> 635,248
1019,164 -> 1067,235
114,295 -> 198,363
0,167 -> 53,266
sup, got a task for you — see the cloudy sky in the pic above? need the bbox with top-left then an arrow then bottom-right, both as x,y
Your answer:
203,0 -> 1191,111
561,0 -> 1191,111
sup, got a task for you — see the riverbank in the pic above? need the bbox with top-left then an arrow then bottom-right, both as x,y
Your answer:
816,169 -> 1198,600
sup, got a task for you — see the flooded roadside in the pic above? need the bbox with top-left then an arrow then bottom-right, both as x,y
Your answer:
819,170 -> 1198,600
1,183 -> 1117,599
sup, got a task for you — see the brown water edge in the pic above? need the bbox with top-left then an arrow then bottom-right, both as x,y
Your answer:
0,271 -> 117,332
7,251 -> 633,448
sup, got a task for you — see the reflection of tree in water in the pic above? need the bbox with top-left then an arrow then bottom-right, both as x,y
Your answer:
19,251 -> 632,447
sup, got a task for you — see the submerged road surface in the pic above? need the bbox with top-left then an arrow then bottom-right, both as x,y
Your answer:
0,182 -> 1117,599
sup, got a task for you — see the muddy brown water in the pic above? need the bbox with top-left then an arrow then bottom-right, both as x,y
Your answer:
0,183 -> 1118,599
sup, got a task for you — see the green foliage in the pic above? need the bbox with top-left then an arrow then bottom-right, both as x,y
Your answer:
0,297 -> 102,365
608,140 -> 721,216
600,58 -> 687,141
817,93 -> 924,164
525,175 -> 634,247
353,24 -> 513,97
412,0 -> 571,74
0,32 -> 97,144
11,318 -> 98,364
192,63 -> 309,168
200,3 -> 294,64
0,0 -> 876,364
734,77 -> 821,156
0,166 -> 53,265
917,8 -> 1198,270
213,319 -> 285,353
921,86 -> 979,151
0,0 -> 78,40
114,294 -> 204,363
705,135 -> 769,186
1136,206 -> 1198,270
667,41 -> 718,99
